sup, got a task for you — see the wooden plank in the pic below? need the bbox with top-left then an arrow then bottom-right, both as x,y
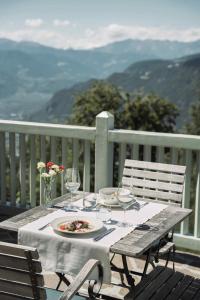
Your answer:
131,144 -> 139,160
0,279 -> 46,299
124,159 -> 186,174
0,267 -> 44,286
0,132 -> 6,205
166,275 -> 195,300
29,135 -> 36,207
181,149 -> 192,235
83,141 -> 90,192
61,137 -> 67,195
153,272 -> 184,300
118,143 -> 126,183
0,120 -> 95,140
122,176 -> 183,193
50,136 -> 57,199
136,268 -> 174,299
123,168 -> 185,183
171,148 -> 178,164
143,145 -> 151,161
0,242 -> 39,259
73,138 -> 79,169
111,205 -> 191,257
125,185 -> 182,203
9,133 -> 16,206
0,255 -> 42,272
40,136 -> 46,205
19,134 -> 26,206
194,151 -> 200,238
156,146 -> 165,163
109,129 -> 200,151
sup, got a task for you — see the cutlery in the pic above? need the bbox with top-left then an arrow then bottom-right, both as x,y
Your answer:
53,205 -> 79,212
93,227 -> 115,241
38,223 -> 50,231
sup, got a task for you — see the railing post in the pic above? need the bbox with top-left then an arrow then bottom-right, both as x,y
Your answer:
95,111 -> 114,192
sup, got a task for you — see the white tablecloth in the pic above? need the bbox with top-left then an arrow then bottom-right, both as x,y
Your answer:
18,196 -> 167,282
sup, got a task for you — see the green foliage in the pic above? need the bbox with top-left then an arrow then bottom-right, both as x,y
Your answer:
71,81 -> 179,133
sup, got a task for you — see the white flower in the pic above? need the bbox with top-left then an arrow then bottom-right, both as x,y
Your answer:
37,162 -> 46,169
51,164 -> 60,173
49,170 -> 57,176
41,172 -> 51,178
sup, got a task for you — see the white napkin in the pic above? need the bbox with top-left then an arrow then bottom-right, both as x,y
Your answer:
18,198 -> 167,283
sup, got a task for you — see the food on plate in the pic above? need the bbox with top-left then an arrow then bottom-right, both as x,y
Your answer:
59,220 -> 91,232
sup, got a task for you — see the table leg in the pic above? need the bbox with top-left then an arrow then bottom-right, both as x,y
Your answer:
56,272 -> 71,290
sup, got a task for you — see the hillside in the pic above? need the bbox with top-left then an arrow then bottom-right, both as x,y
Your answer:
1,38 -> 200,120
30,54 -> 200,126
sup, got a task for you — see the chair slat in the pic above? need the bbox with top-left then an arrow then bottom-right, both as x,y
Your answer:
0,242 -> 39,259
0,254 -> 42,273
0,267 -> 44,286
125,159 -> 186,174
122,176 -> 183,193
127,186 -> 182,203
0,279 -> 46,299
123,168 -> 185,183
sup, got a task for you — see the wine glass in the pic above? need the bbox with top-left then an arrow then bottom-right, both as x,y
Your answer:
64,168 -> 80,208
117,194 -> 134,227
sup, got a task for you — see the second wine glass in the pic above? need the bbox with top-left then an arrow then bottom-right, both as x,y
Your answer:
64,168 -> 80,207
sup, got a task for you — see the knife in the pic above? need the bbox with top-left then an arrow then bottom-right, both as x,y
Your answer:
93,227 -> 116,241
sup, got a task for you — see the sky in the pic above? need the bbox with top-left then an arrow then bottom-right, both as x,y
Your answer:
0,0 -> 200,49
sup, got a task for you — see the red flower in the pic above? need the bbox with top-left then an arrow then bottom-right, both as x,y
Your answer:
59,165 -> 64,171
47,161 -> 54,169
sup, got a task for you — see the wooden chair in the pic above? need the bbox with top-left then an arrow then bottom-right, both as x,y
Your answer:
134,266 -> 200,299
0,241 -> 103,300
121,159 -> 186,275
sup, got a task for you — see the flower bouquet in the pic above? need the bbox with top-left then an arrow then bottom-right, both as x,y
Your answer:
37,161 -> 64,207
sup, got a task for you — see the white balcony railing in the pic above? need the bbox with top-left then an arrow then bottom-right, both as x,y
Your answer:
0,111 -> 200,252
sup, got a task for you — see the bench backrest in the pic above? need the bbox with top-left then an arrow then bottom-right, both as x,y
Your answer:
0,241 -> 46,300
122,159 -> 186,205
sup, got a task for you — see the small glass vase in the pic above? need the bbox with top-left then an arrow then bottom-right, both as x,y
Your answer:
43,183 -> 52,208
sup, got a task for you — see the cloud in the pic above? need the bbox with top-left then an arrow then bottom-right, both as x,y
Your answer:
25,19 -> 44,28
53,19 -> 70,27
0,24 -> 200,49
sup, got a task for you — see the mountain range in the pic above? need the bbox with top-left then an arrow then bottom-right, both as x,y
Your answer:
1,38 -> 200,122
31,53 -> 200,127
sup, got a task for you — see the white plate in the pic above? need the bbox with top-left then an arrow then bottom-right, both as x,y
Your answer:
99,187 -> 131,205
51,216 -> 103,235
99,196 -> 136,208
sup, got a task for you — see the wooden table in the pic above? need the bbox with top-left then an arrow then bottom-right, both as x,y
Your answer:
0,193 -> 192,288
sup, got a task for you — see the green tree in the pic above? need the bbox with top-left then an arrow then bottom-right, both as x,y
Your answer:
70,81 -> 124,126
186,98 -> 200,135
71,81 -> 179,133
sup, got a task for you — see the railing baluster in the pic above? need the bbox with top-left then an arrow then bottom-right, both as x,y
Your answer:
0,132 -> 6,205
19,134 -> 26,207
171,148 -> 178,164
131,144 -> 139,160
29,135 -> 36,207
144,145 -> 151,161
39,136 -> 46,205
61,138 -> 67,195
9,133 -> 16,206
50,136 -> 57,198
181,149 -> 192,235
73,139 -> 79,169
194,151 -> 200,238
156,146 -> 164,163
83,141 -> 90,192
118,143 -> 126,182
